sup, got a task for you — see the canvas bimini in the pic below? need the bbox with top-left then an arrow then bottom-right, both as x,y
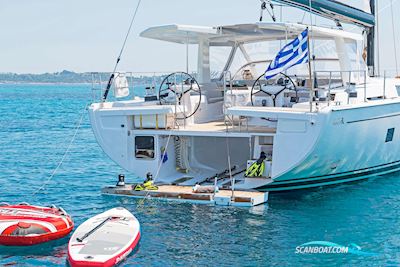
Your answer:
89,2 -> 400,195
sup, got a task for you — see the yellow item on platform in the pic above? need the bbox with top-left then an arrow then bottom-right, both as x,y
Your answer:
245,161 -> 265,177
134,184 -> 145,191
143,180 -> 153,187
144,180 -> 158,190
134,180 -> 159,191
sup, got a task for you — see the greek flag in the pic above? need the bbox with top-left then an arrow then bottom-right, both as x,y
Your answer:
265,28 -> 309,79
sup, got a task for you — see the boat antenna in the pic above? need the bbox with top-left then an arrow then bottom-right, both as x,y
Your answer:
259,0 -> 276,22
102,0 -> 142,102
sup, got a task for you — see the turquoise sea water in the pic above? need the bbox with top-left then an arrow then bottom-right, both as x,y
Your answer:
1,83 -> 400,266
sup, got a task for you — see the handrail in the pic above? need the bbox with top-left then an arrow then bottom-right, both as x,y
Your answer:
90,71 -> 185,103
91,72 -> 139,103
231,58 -> 340,81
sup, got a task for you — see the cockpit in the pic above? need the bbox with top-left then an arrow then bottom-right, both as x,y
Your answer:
138,22 -> 366,123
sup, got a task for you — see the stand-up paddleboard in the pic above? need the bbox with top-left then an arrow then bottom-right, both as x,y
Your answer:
68,207 -> 140,267
0,203 -> 73,246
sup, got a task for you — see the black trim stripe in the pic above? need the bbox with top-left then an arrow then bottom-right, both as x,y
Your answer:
257,160 -> 400,191
272,160 -> 400,184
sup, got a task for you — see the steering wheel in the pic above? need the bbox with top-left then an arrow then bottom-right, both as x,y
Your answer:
159,72 -> 202,119
250,72 -> 298,106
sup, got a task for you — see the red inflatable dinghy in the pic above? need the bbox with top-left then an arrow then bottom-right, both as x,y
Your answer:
0,203 -> 73,246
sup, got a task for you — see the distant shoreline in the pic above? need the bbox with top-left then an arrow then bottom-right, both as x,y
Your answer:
0,81 -> 92,85
0,70 -> 162,85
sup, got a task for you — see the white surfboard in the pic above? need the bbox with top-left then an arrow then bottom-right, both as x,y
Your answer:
68,207 -> 140,267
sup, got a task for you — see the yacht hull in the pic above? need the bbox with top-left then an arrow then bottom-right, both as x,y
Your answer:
258,101 -> 400,191
257,161 -> 400,191
88,100 -> 400,192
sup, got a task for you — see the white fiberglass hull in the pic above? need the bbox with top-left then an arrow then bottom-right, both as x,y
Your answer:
88,99 -> 400,192
258,100 -> 400,191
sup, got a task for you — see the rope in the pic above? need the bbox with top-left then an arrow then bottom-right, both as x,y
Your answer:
113,0 -> 142,73
31,103 -> 88,197
225,134 -> 234,198
301,11 -> 307,24
376,0 -> 380,76
102,0 -> 142,101
154,130 -> 174,183
135,129 -> 173,206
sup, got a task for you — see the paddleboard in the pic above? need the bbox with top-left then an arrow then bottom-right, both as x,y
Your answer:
68,207 -> 140,267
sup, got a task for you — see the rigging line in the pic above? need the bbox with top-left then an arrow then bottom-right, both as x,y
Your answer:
102,0 -> 142,101
154,130 -> 174,183
113,0 -> 142,73
308,0 -> 315,112
309,1 -> 316,74
301,11 -> 307,24
390,0 -> 399,75
376,0 -> 380,76
31,103 -> 89,197
137,129 -> 173,207
225,134 -> 234,198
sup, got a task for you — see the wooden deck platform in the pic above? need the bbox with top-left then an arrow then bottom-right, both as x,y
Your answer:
102,184 -> 268,207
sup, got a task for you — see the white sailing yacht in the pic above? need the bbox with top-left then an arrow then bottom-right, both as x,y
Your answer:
88,0 -> 400,193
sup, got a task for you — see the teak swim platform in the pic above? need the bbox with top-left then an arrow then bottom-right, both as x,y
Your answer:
102,185 -> 269,207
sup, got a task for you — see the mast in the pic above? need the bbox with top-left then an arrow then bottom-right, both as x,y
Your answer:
366,0 -> 375,76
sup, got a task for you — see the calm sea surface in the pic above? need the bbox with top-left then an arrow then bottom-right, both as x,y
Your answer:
1,84 -> 400,266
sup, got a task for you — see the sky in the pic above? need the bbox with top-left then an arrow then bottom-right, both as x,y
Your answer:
1,0 -> 400,74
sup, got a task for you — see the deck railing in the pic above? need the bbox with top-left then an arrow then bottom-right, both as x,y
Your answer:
312,69 -> 400,111
90,71 -> 200,130
90,71 -> 181,103
381,69 -> 400,100
91,69 -> 398,125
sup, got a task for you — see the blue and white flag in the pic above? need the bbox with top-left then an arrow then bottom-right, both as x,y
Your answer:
265,28 -> 309,79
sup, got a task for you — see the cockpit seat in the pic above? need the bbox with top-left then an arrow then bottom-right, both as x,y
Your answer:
201,83 -> 224,104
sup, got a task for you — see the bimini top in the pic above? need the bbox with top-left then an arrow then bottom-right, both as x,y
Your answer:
139,22 -> 363,45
